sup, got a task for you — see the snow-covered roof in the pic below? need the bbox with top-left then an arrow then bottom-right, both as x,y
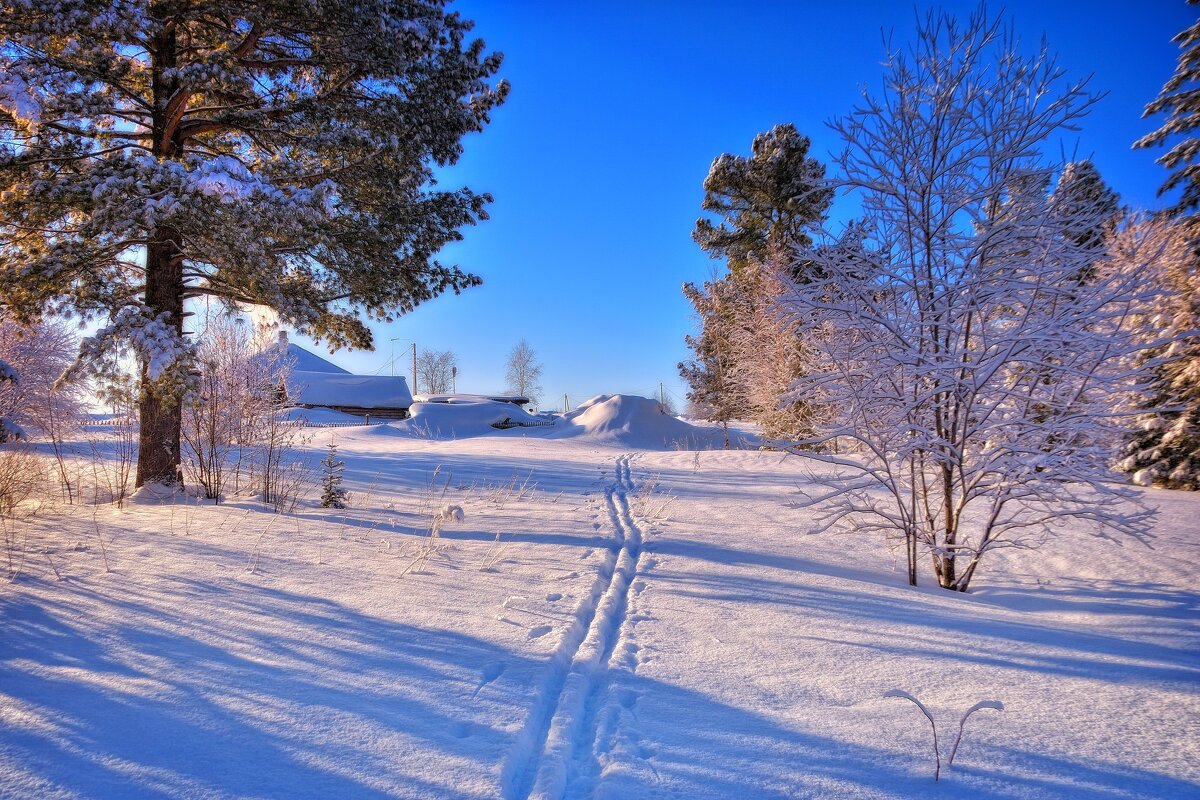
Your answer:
287,371 -> 413,410
254,331 -> 350,374
419,393 -> 530,405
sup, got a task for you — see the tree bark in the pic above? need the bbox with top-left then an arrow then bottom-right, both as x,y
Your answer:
135,13 -> 185,488
135,233 -> 185,487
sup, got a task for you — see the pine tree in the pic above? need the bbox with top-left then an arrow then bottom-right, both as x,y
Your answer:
682,124 -> 832,432
1135,2 -> 1200,217
1051,160 -> 1121,260
0,1 -> 508,487
694,123 -> 832,265
320,442 -> 348,509
1127,3 -> 1200,489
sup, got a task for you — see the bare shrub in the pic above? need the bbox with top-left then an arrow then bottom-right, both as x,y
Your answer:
0,444 -> 45,579
182,315 -> 292,501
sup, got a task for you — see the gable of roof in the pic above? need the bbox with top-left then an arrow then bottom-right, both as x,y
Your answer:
253,331 -> 351,375
282,342 -> 350,374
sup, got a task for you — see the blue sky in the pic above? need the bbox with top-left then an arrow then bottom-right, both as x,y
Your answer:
314,0 -> 1196,409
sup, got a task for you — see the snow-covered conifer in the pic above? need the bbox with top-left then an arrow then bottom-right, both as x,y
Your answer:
1135,2 -> 1200,216
1116,216 -> 1200,490
320,442 -> 348,509
0,1 -> 508,487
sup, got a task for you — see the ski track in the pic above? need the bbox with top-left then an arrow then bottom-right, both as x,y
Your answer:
503,453 -> 649,800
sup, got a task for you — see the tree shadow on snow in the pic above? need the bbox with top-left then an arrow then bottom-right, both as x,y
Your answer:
0,582 -> 545,799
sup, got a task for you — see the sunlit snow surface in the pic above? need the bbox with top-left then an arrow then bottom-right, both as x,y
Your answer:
1,401 -> 1197,799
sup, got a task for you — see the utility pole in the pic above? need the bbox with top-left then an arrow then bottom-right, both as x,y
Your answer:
563,393 -> 569,413
412,342 -> 417,395
660,382 -> 665,408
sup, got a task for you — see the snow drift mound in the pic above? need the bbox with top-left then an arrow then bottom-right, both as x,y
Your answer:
555,394 -> 746,449
384,400 -> 548,440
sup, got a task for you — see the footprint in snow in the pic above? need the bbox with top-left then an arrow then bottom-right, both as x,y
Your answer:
480,662 -> 506,684
528,624 -> 553,640
545,592 -> 562,602
580,549 -> 593,560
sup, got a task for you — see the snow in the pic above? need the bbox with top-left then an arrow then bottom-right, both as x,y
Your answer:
422,394 -> 532,405
0,71 -> 40,125
1,428 -> 1198,799
396,399 -> 547,438
286,371 -> 413,411
552,394 -> 751,449
256,340 -> 350,375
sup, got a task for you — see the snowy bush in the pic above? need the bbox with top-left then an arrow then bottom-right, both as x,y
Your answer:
180,316 -> 291,501
0,318 -> 83,440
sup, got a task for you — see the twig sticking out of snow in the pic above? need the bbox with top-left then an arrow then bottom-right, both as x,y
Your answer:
949,700 -> 1005,766
245,514 -> 280,574
884,689 -> 941,780
883,690 -> 1004,781
479,530 -> 510,571
400,501 -> 465,577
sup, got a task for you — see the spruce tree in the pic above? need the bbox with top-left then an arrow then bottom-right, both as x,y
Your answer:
320,442 -> 348,509
1118,217 -> 1200,490
1135,1 -> 1200,217
1127,3 -> 1200,489
693,123 -> 832,266
0,1 -> 508,487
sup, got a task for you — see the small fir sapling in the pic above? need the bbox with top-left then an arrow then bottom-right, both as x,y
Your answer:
320,442 -> 348,509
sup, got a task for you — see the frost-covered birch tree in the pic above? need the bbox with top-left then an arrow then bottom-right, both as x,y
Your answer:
0,1 -> 508,487
786,8 -> 1162,591
0,317 -> 83,439
416,348 -> 456,395
504,339 -> 542,402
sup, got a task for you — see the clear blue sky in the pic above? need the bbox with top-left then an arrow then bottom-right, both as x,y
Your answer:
312,0 -> 1196,409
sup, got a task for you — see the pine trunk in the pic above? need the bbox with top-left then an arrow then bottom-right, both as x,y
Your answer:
135,16 -> 185,489
134,234 -> 185,488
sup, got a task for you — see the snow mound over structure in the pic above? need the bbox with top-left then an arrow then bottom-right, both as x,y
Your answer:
554,394 -> 746,450
383,400 -> 549,440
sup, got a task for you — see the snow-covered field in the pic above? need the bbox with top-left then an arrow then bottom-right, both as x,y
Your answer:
1,398 -> 1197,799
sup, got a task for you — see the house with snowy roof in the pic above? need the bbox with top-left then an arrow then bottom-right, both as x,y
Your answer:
264,331 -> 414,419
